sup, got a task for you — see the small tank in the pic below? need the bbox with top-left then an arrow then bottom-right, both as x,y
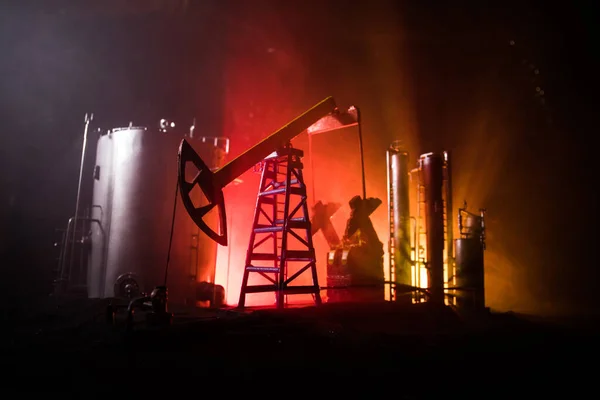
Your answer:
455,238 -> 485,309
87,126 -> 228,305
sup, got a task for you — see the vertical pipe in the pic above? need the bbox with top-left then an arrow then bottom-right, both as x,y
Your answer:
386,150 -> 393,300
355,108 -> 367,200
69,114 -> 93,286
419,153 -> 445,305
415,174 -> 421,292
388,144 -> 412,304
308,133 -> 316,206
225,206 -> 233,303
443,151 -> 454,301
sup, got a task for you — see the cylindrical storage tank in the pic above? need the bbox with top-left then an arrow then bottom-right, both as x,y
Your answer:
387,145 -> 412,304
87,127 -> 228,305
419,153 -> 445,305
455,238 -> 485,310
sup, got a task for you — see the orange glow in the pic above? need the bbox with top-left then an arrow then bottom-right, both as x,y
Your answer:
210,6 -> 421,307
215,8 -> 309,306
208,4 -> 526,312
449,111 -> 514,312
361,17 -> 421,302
407,167 -> 454,304
214,170 -> 268,306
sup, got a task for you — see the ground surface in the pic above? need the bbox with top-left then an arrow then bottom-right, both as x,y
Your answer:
2,297 -> 597,396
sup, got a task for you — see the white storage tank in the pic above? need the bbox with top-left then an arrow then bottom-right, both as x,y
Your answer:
87,126 -> 228,305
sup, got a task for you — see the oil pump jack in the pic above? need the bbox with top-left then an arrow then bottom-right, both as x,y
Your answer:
178,96 -> 365,309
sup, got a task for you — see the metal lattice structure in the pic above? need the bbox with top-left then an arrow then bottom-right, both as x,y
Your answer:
238,146 -> 321,309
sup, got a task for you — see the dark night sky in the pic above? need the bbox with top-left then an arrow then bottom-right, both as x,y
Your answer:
0,0 -> 597,314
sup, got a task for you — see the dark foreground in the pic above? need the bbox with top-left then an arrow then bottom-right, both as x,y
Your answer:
2,298 -> 597,396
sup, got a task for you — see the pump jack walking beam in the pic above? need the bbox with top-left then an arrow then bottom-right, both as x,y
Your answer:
178,97 -> 338,246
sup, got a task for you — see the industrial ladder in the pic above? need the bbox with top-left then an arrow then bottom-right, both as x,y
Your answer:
238,146 -> 322,309
387,175 -> 396,301
441,160 -> 455,304
416,183 -> 427,292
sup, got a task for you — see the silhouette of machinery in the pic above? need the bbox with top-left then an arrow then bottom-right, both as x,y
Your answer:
178,97 -> 360,308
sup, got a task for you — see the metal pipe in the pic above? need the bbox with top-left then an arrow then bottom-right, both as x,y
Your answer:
443,151 -> 454,279
410,215 -> 418,299
59,217 -> 103,291
308,133 -> 316,205
57,217 -> 75,284
69,113 -> 93,281
320,281 -> 429,294
443,151 -> 454,305
356,107 -> 367,199
225,205 -> 234,302
386,149 -> 393,300
414,172 -> 421,291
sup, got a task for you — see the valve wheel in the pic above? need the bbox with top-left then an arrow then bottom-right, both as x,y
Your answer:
114,273 -> 141,299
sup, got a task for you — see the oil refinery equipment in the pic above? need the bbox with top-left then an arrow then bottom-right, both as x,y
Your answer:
306,106 -> 386,303
238,146 -> 319,308
328,196 -> 385,302
416,152 -> 453,305
55,117 -> 229,307
178,97 -> 352,308
455,202 -> 486,310
386,142 -> 413,304
56,100 -> 487,312
386,143 -> 485,309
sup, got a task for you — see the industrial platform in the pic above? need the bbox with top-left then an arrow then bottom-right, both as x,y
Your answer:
2,297 -> 597,396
